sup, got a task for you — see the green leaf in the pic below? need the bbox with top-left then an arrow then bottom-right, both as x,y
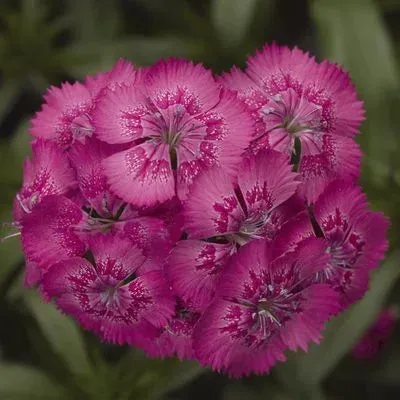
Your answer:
0,363 -> 67,400
23,290 -> 94,381
285,250 -> 400,385
211,0 -> 258,49
116,349 -> 205,400
312,0 -> 400,187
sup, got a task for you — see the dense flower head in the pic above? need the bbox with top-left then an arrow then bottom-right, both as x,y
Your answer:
7,45 -> 389,377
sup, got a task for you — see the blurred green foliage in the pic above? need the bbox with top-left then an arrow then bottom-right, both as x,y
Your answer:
0,0 -> 399,399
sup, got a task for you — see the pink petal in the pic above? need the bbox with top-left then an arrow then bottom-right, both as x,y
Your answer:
14,139 -> 77,220
148,299 -> 201,360
183,167 -> 244,239
123,216 -> 174,265
246,43 -> 317,94
68,137 -> 120,214
304,60 -> 365,137
144,58 -> 220,113
313,180 -> 367,225
21,195 -> 86,270
273,237 -> 330,279
93,84 -> 148,144
30,82 -> 93,147
273,210 -> 315,257
279,283 -> 341,351
238,150 -> 299,214
299,134 -> 362,202
103,141 -> 175,206
85,58 -> 138,99
42,234 -> 175,346
166,240 -> 235,308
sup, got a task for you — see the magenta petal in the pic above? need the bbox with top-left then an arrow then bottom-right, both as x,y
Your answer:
246,43 -> 317,91
238,150 -> 299,215
21,195 -> 86,270
144,58 -> 220,113
183,167 -> 243,238
273,211 -> 315,257
85,58 -> 137,99
68,137 -> 116,211
313,179 -> 367,224
299,134 -> 362,202
166,240 -> 235,308
279,283 -> 341,351
305,60 -> 365,137
14,139 -> 77,220
103,142 -> 175,206
123,216 -> 174,265
274,237 -> 330,279
125,270 -> 175,328
93,84 -> 148,144
30,82 -> 93,147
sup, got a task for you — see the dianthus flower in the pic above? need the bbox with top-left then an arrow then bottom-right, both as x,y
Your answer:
94,59 -> 254,206
220,43 -> 364,201
193,238 -> 341,377
42,233 -> 175,345
274,180 -> 389,307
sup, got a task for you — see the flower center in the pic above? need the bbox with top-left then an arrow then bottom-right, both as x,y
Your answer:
101,286 -> 119,307
262,89 -> 323,136
70,114 -> 94,143
233,212 -> 270,245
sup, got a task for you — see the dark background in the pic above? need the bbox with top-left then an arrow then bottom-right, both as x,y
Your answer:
0,0 -> 400,399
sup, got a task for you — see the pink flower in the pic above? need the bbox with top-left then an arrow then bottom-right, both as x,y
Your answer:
352,307 -> 397,360
193,238 -> 340,377
167,150 -> 300,308
13,139 -> 77,221
275,180 -> 389,307
42,233 -> 175,346
144,298 -> 201,360
220,43 -> 364,201
30,59 -> 137,148
93,58 -> 254,206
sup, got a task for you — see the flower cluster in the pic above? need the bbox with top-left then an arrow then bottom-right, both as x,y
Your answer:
12,44 -> 388,377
